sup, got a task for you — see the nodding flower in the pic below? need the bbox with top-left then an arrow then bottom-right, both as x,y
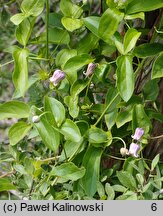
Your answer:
131,128 -> 144,141
128,143 -> 140,158
49,69 -> 65,86
84,63 -> 97,77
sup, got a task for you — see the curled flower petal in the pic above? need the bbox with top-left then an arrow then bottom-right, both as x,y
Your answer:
131,128 -> 144,141
49,69 -> 65,86
128,143 -> 140,158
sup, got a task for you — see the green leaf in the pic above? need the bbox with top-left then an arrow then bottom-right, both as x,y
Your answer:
77,33 -> 99,54
13,164 -> 27,175
63,54 -> 94,83
112,185 -> 127,192
9,122 -> 32,146
45,12 -> 62,28
134,43 -> 163,58
116,55 -> 134,102
147,110 -> 163,123
124,12 -> 145,20
105,110 -> 117,130
132,104 -> 151,134
61,17 -> 83,32
143,79 -> 159,101
0,6 -> 10,26
136,173 -> 144,186
114,35 -> 124,54
64,54 -> 94,72
76,120 -> 89,137
116,108 -> 132,128
117,171 -> 137,191
21,0 -> 45,17
105,183 -> 115,200
0,101 -> 30,120
12,48 -> 29,97
142,182 -> 152,193
87,127 -> 108,144
105,87 -> 121,112
60,0 -> 83,18
152,53 -> 163,79
59,140 -> 83,161
16,18 -> 35,46
70,79 -> 89,97
31,106 -> 60,152
151,154 -> 160,171
64,96 -> 79,118
97,182 -> 106,199
104,87 -> 120,130
80,146 -> 103,196
126,0 -> 163,14
44,96 -> 65,127
0,178 -> 16,192
50,162 -> 85,182
116,191 -> 137,200
101,43 -> 116,57
38,27 -> 70,44
60,119 -> 82,142
98,8 -> 124,43
82,16 -> 100,37
24,158 -> 35,175
24,175 -> 33,188
10,13 -> 26,25
55,49 -> 77,69
123,28 -> 141,54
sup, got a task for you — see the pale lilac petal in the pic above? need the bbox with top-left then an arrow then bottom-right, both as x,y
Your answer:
84,63 -> 97,77
49,69 -> 65,86
128,143 -> 140,158
131,128 -> 144,141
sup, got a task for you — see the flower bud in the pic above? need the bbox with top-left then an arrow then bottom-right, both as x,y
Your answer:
128,143 -> 140,158
120,147 -> 129,157
49,69 -> 65,86
32,115 -> 40,123
84,63 -> 97,77
132,128 -> 144,141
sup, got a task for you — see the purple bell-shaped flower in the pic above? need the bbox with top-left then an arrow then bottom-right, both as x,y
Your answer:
49,69 -> 65,86
132,128 -> 144,141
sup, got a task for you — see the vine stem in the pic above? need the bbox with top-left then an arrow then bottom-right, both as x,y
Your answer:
150,135 -> 163,139
29,57 -> 50,61
0,60 -> 14,68
94,93 -> 119,126
108,155 -> 126,161
41,156 -> 60,162
85,75 -> 94,98
0,171 -> 15,179
111,137 -> 127,149
46,0 -> 49,59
